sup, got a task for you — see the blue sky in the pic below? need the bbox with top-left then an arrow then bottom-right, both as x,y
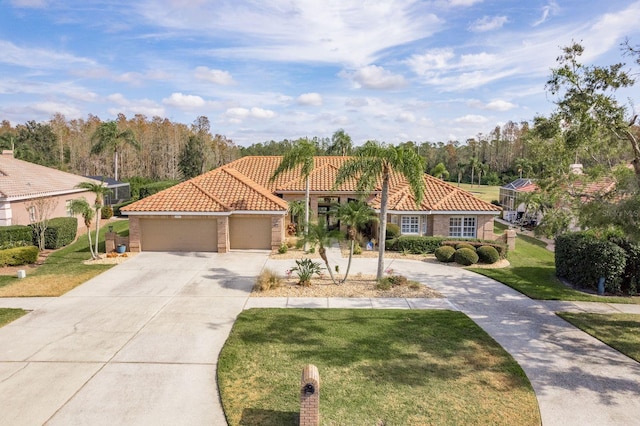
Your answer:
1,0 -> 640,147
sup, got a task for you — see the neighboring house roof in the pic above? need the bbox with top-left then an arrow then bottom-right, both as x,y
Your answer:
123,156 -> 501,214
501,178 -> 538,192
0,153 -> 101,201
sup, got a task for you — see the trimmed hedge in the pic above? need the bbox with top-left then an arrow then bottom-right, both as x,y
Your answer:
386,236 -> 445,254
0,225 -> 32,249
113,200 -> 135,216
101,205 -> 114,219
30,217 -> 77,250
0,246 -> 39,266
455,243 -> 475,251
454,247 -> 479,266
441,240 -> 507,258
477,245 -> 500,264
434,245 -> 455,262
555,232 -> 627,294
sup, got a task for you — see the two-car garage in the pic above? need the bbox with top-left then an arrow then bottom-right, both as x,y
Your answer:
137,215 -> 276,252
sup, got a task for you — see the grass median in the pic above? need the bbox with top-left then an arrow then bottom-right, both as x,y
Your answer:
218,309 -> 540,426
0,308 -> 27,327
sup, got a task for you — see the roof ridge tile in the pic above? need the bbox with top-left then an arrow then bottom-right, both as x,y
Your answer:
189,180 -> 232,211
223,167 -> 289,209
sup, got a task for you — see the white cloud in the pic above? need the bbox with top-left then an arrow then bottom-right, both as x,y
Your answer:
194,66 -> 235,85
297,92 -> 323,106
396,112 -> 416,123
162,92 -> 206,109
136,0 -> 442,66
468,99 -> 517,111
30,101 -> 80,117
469,16 -> 508,32
0,40 -> 94,69
106,93 -> 165,117
533,1 -> 559,27
224,106 -> 276,123
9,0 -> 48,8
454,114 -> 488,124
448,0 -> 482,6
340,65 -> 406,90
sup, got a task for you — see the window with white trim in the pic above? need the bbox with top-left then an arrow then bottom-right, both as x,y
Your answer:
449,216 -> 476,238
28,206 -> 36,223
401,216 -> 419,234
66,200 -> 73,217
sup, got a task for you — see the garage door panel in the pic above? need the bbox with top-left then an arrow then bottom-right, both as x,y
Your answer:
141,218 -> 217,252
229,217 -> 271,249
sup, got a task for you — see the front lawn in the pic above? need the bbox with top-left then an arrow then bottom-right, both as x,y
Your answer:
558,313 -> 640,362
0,308 -> 27,327
471,234 -> 640,304
218,309 -> 540,426
457,183 -> 500,204
0,220 -> 129,297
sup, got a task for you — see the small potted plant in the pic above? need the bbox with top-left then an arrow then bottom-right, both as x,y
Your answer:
117,244 -> 126,254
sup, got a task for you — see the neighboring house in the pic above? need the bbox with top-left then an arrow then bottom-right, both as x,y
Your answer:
86,176 -> 131,205
122,156 -> 501,253
0,151 -> 99,230
499,178 -> 538,223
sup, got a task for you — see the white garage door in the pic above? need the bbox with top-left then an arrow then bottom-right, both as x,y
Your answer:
140,218 -> 218,252
229,217 -> 272,249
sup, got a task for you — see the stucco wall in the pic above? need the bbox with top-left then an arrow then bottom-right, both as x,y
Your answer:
4,191 -> 98,231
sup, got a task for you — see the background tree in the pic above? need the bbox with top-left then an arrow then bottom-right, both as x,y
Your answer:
91,121 -> 139,181
327,129 -> 353,156
333,200 -> 378,283
468,157 -> 479,187
15,121 -> 58,167
430,162 -> 449,180
178,135 -> 206,179
270,138 -> 317,244
335,141 -> 425,280
26,197 -> 58,250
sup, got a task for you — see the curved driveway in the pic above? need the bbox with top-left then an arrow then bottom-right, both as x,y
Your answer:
1,252 -> 640,425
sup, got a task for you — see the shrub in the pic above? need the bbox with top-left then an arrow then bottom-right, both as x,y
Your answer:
278,243 -> 288,254
387,275 -> 409,286
434,245 -> 456,262
386,236 -> 445,254
31,217 -> 77,249
386,223 -> 401,239
353,244 -> 362,255
408,281 -> 421,290
455,243 -> 475,251
113,200 -> 135,216
307,246 -> 315,254
290,258 -> 323,286
477,245 -> 500,264
101,205 -> 114,219
0,246 -> 39,266
441,240 -> 507,258
138,180 -> 179,199
454,247 -> 479,266
0,225 -> 32,249
254,269 -> 282,292
375,279 -> 392,290
555,232 -> 627,294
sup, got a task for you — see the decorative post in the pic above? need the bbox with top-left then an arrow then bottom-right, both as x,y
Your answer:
300,364 -> 320,426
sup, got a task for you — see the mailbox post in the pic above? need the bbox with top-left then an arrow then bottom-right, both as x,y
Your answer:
300,364 -> 320,426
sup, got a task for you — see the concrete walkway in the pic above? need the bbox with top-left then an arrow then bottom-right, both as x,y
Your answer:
1,252 -> 640,425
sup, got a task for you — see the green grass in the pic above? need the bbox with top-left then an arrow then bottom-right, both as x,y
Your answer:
470,234 -> 640,304
0,308 -> 27,327
456,183 -> 500,204
558,313 -> 640,362
0,220 -> 129,297
218,309 -> 540,426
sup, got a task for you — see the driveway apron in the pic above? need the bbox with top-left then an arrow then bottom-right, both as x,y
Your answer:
0,251 -> 269,426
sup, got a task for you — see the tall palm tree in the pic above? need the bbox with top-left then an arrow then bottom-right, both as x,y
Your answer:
270,138 -> 317,244
335,141 -> 425,280
300,221 -> 342,284
468,157 -> 479,187
333,200 -> 378,284
456,161 -> 467,187
91,121 -> 139,181
76,181 -> 111,257
69,198 -> 96,259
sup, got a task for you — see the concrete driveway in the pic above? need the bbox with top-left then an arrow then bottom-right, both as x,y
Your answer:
0,251 -> 269,426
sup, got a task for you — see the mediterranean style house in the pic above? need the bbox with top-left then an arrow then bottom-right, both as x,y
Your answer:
122,156 -> 501,252
0,150 -> 99,230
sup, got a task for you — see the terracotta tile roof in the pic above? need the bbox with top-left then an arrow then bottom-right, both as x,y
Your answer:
0,154 -> 101,200
122,165 -> 288,213
371,174 -> 502,212
123,155 -> 499,214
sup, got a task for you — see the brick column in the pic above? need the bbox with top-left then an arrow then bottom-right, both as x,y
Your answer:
217,216 -> 229,253
300,364 -> 320,426
128,217 -> 141,252
271,216 -> 284,250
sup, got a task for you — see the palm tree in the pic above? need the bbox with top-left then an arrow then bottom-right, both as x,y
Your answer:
468,157 -> 479,187
299,221 -> 342,284
333,200 -> 378,284
270,138 -> 317,245
69,198 -> 96,259
91,121 -> 139,181
430,162 -> 450,180
456,161 -> 467,187
335,141 -> 425,280
76,181 -> 111,257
